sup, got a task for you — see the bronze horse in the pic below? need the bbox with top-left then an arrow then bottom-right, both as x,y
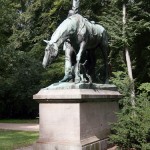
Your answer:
43,14 -> 109,83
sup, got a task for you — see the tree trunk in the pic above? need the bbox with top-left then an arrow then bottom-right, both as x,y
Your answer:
123,3 -> 135,107
125,47 -> 135,106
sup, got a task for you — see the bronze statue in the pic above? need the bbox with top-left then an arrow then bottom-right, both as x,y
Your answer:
42,14 -> 109,84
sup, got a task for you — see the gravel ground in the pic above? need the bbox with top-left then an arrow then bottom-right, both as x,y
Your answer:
0,123 -> 39,131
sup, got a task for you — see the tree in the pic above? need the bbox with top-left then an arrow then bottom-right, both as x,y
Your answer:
107,1 -> 150,148
0,0 -> 18,46
122,1 -> 135,107
0,48 -> 43,118
0,0 -> 45,118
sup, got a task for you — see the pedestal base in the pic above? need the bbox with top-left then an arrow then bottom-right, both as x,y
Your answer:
34,138 -> 109,150
33,84 -> 121,150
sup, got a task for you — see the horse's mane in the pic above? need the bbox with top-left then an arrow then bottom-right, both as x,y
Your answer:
50,14 -> 84,44
50,14 -> 105,45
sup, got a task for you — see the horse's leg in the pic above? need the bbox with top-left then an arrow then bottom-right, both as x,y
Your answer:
80,60 -> 93,84
75,41 -> 86,83
101,30 -> 109,84
87,49 -> 96,81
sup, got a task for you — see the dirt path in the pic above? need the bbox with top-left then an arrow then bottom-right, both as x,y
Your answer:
0,123 -> 39,131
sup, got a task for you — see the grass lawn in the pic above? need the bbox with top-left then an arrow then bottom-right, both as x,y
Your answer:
0,119 -> 38,124
0,129 -> 38,150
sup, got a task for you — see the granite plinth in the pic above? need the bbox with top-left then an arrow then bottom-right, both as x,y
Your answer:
33,83 -> 121,103
33,83 -> 121,150
43,83 -> 117,90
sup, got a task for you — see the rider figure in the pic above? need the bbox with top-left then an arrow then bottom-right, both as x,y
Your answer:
60,0 -> 80,82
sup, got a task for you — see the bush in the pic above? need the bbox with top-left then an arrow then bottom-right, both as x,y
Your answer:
109,73 -> 150,149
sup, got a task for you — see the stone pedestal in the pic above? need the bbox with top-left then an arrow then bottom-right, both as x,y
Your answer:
33,83 -> 121,150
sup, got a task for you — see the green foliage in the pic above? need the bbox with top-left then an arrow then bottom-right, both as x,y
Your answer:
0,0 -> 18,46
138,83 -> 150,93
99,0 -> 150,82
0,0 -> 67,118
110,92 -> 150,149
0,48 -> 43,118
110,71 -> 131,97
110,72 -> 150,149
9,0 -> 71,52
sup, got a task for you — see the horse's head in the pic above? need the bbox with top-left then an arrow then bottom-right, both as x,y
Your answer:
42,40 -> 58,68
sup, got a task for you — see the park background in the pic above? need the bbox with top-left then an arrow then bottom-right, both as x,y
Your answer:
0,0 -> 149,149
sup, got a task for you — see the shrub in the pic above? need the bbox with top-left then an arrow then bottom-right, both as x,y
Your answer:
109,73 -> 150,149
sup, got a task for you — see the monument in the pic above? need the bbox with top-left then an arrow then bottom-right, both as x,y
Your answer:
33,1 -> 121,150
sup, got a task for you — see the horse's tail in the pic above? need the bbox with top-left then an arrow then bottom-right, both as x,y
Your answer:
101,30 -> 110,84
101,30 -> 110,55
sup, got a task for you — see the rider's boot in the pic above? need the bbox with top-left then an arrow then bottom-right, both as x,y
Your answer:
75,77 -> 80,84
59,74 -> 73,82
